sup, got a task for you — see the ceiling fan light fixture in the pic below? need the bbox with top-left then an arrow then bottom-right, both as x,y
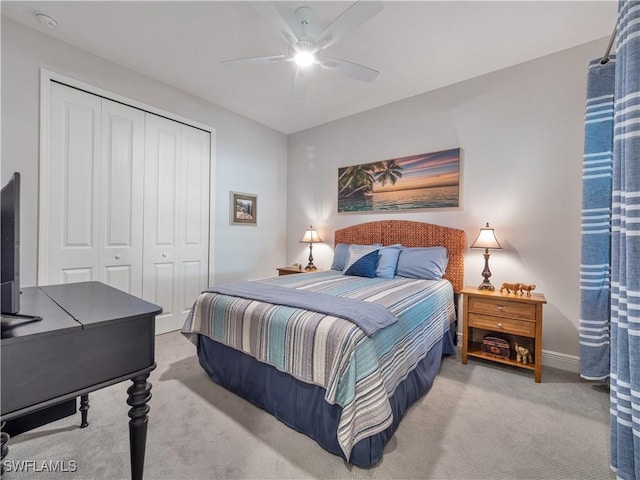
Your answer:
294,51 -> 315,68
230,1 -> 384,97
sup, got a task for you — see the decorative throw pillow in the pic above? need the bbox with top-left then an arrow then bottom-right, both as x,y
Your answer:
330,243 -> 350,271
396,246 -> 449,280
343,245 -> 380,278
331,243 -> 381,271
376,244 -> 402,279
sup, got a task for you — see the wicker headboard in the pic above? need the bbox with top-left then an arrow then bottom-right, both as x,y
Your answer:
334,220 -> 466,293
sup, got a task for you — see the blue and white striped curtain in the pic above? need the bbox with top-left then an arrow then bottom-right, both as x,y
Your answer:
579,57 -> 615,381
610,1 -> 640,478
580,1 -> 640,477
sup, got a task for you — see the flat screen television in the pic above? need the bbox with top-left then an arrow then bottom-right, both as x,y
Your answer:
1,172 -> 21,314
1,172 -> 40,328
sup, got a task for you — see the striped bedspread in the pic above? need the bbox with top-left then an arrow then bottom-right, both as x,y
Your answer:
182,270 -> 456,459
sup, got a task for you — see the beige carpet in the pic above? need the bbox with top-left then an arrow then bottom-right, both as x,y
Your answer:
3,331 -> 614,479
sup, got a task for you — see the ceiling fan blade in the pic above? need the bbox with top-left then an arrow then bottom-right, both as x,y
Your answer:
315,0 -> 383,50
317,56 -> 378,82
222,55 -> 288,68
293,67 -> 309,100
251,2 -> 299,47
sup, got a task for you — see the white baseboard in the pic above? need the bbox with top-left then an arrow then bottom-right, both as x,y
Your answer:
542,349 -> 580,373
455,332 -> 580,373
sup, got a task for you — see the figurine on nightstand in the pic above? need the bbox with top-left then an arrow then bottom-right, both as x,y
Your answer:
514,343 -> 533,364
500,282 -> 521,294
519,284 -> 536,296
500,282 -> 536,296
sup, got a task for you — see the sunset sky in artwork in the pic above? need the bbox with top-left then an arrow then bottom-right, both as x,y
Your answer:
373,148 -> 460,193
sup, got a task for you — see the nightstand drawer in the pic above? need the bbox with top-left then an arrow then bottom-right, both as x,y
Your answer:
468,297 -> 536,320
468,313 -> 536,337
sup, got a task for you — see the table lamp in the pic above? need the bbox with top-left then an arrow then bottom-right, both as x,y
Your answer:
300,225 -> 322,271
470,222 -> 502,291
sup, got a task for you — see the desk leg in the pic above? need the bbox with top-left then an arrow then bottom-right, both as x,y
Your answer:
1,422 -> 8,477
127,372 -> 152,480
80,394 -> 90,428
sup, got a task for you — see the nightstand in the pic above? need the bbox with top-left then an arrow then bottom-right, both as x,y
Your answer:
276,266 -> 306,276
461,286 -> 547,382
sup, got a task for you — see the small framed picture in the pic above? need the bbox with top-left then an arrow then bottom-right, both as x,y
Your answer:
230,191 -> 257,225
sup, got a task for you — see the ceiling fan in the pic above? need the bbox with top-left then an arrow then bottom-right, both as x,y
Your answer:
223,1 -> 383,99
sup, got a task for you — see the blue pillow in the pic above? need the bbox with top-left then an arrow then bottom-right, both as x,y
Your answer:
331,243 -> 381,271
343,245 -> 380,278
396,246 -> 449,280
376,245 -> 402,279
330,244 -> 350,271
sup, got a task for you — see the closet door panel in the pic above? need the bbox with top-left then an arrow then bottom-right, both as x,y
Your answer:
105,266 -> 132,293
181,261 -> 202,309
45,83 -> 102,285
178,126 -> 210,322
65,111 -> 94,245
99,99 -> 145,295
155,132 -> 178,245
62,268 -> 93,284
152,263 -> 176,315
143,114 -> 181,334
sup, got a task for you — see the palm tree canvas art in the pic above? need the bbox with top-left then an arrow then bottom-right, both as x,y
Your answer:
337,148 -> 460,213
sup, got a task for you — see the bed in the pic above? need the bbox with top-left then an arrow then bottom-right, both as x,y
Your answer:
182,220 -> 465,467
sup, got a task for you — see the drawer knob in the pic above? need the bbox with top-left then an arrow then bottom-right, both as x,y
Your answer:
496,305 -> 504,311
497,323 -> 504,328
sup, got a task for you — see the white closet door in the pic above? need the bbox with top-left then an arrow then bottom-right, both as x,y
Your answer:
177,125 -> 210,324
42,81 -> 211,334
43,84 -> 145,292
143,115 -> 210,334
143,115 -> 182,334
99,99 -> 145,296
44,83 -> 102,285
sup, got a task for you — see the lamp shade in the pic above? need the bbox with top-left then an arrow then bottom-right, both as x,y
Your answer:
300,225 -> 322,244
471,223 -> 502,250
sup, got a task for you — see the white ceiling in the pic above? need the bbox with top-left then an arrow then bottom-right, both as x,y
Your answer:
2,1 -> 617,134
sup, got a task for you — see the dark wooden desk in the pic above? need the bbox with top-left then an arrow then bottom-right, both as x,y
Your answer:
1,282 -> 161,479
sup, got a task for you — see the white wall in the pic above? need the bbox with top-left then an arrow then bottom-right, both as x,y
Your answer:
1,18 -> 288,287
1,14 -> 608,364
287,38 -> 609,363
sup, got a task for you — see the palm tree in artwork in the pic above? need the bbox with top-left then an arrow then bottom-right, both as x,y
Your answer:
338,162 -> 383,197
374,160 -> 403,187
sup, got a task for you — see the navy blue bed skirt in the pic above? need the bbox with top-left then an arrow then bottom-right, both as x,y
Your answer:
197,324 -> 456,468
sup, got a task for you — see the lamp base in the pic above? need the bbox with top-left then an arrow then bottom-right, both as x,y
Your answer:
304,243 -> 317,271
477,282 -> 495,292
477,250 -> 495,291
